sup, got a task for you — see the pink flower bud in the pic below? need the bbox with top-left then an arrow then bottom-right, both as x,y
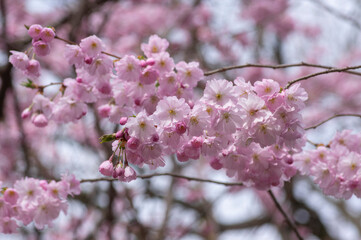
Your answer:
134,98 -> 142,106
9,51 -> 29,71
76,77 -> 83,83
3,188 -> 19,205
127,137 -> 140,150
113,164 -> 124,178
121,166 -> 137,182
151,133 -> 159,142
210,158 -> 222,170
40,27 -> 55,42
177,151 -> 189,162
190,136 -> 203,148
84,57 -> 93,64
31,113 -> 48,127
21,108 -> 31,119
145,58 -> 155,66
28,24 -> 43,40
175,121 -> 187,135
119,117 -> 128,125
25,59 -> 41,79
99,160 -> 114,177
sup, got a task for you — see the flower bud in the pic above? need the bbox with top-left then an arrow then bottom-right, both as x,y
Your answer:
175,121 -> 187,135
28,24 -> 43,40
151,133 -> 159,142
84,57 -> 93,64
21,108 -> 31,119
119,117 -> 128,125
3,188 -> 19,205
127,137 -> 140,150
40,27 -> 55,42
99,160 -> 114,177
210,158 -> 222,170
190,136 -> 203,148
31,113 -> 48,127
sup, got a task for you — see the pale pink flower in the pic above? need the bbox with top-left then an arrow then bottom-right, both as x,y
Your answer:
52,97 -> 87,123
25,59 -> 41,79
283,83 -> 308,110
154,96 -> 191,125
87,55 -> 113,76
65,44 -> 84,67
46,181 -> 68,199
0,217 -> 18,234
33,40 -> 50,56
61,174 -> 80,196
115,55 -> 142,82
126,111 -> 157,141
33,197 -> 63,229
119,166 -> 137,182
176,61 -> 203,88
338,152 -> 361,179
141,35 -> 169,57
99,160 -> 114,177
28,24 -> 43,40
3,188 -> 19,205
14,178 -> 43,208
63,78 -> 96,103
79,35 -> 105,58
153,52 -> 174,75
203,79 -> 236,106
40,27 -> 55,42
32,94 -> 54,118
187,104 -> 210,136
9,51 -> 29,70
139,66 -> 159,85
254,79 -> 280,98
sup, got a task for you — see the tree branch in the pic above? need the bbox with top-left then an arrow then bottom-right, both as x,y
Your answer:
305,114 -> 361,130
268,190 -> 303,240
204,62 -> 361,77
285,65 -> 361,89
80,172 -> 244,186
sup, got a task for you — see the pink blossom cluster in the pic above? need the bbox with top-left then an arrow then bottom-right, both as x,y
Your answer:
100,69 -> 307,190
293,130 -> 361,199
10,25 -> 309,191
28,24 -> 55,56
0,174 -> 80,234
9,51 -> 41,79
8,25 -> 55,80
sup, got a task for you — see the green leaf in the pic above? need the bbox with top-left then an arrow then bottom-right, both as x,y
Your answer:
21,79 -> 36,89
99,134 -> 116,143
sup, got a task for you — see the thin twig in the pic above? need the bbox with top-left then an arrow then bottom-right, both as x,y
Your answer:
268,190 -> 303,240
204,62 -> 361,77
305,114 -> 361,130
285,65 -> 361,89
80,172 -> 244,186
54,35 -> 121,59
